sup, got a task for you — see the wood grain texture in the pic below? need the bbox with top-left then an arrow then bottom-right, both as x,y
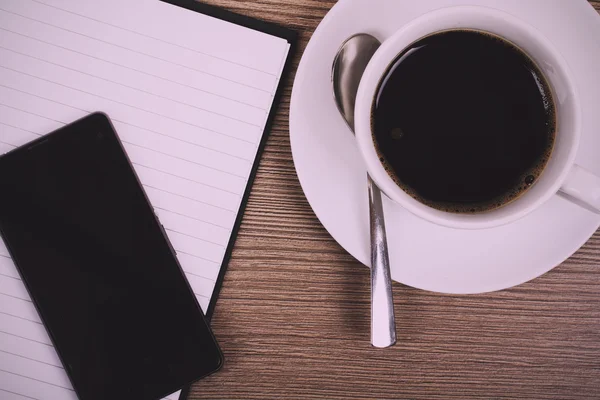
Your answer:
189,1 -> 600,399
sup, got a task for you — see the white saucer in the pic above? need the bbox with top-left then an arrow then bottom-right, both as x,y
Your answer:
290,0 -> 600,293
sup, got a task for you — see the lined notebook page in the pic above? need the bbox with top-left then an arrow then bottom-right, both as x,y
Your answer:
0,0 -> 290,399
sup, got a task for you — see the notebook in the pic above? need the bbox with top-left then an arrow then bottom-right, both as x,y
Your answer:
0,0 -> 296,399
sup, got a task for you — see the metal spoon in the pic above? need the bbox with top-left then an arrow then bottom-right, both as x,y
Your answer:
332,34 -> 396,348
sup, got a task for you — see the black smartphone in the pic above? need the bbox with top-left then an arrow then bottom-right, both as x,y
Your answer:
0,113 -> 222,400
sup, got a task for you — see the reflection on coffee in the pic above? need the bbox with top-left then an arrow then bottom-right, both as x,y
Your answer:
371,30 -> 556,213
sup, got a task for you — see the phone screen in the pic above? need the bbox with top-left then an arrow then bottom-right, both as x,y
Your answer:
0,113 -> 222,400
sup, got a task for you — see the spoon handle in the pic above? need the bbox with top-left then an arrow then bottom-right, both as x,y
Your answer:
367,174 -> 397,348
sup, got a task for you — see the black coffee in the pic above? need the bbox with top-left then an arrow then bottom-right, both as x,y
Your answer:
372,30 -> 556,213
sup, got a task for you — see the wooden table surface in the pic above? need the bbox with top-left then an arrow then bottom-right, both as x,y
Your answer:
190,1 -> 600,399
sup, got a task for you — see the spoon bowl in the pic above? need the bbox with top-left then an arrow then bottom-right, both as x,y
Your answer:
332,34 -> 381,132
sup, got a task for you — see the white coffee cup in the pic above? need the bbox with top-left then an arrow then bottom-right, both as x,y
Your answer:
354,5 -> 600,230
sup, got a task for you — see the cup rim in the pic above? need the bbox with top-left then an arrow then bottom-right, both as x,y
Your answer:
354,5 -> 581,230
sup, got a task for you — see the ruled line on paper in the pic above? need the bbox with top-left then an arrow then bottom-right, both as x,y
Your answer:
0,85 -> 256,163
0,65 -> 262,155
142,184 -> 237,214
31,0 -> 277,77
1,388 -> 39,400
0,278 -> 34,303
112,120 -> 255,163
0,331 -> 48,347
0,8 -> 276,106
0,26 -> 268,111
31,0 -> 289,73
0,331 -> 60,365
175,250 -> 220,265
0,120 -> 37,134
0,351 -> 71,386
181,270 -> 217,282
0,105 -> 248,197
153,205 -> 233,231
0,6 -> 275,93
164,228 -> 225,248
0,369 -> 77,399
133,164 -> 242,196
0,258 -> 19,276
0,312 -> 40,325
0,67 -> 262,157
0,329 -> 53,347
0,350 -> 62,369
0,293 -> 31,303
0,64 -> 260,144
0,45 -> 265,127
0,369 -> 72,391
0,273 -> 20,282
0,140 -> 15,148
124,141 -> 248,179
0,292 -> 41,323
